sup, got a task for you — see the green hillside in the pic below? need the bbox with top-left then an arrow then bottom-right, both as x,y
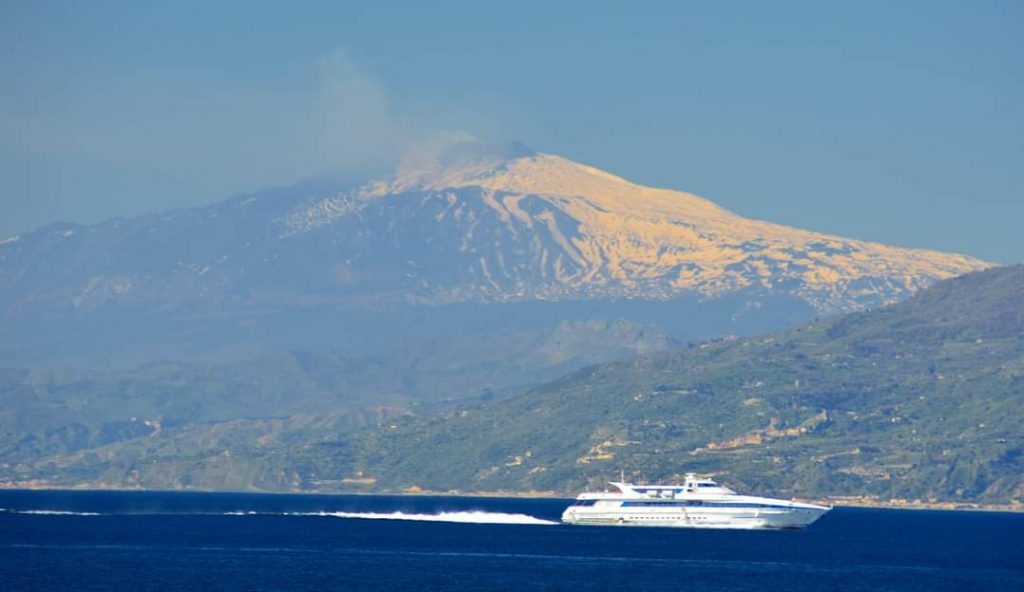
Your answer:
327,265 -> 1024,503
5,267 -> 1022,504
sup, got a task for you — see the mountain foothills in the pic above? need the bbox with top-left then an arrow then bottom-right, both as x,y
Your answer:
4,267 -> 1022,505
0,142 -> 986,368
0,319 -> 669,462
328,266 -> 1022,504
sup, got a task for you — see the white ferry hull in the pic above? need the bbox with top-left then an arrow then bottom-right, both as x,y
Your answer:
561,505 -> 828,530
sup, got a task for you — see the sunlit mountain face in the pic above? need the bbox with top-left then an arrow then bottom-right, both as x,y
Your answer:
280,140 -> 985,309
0,141 -> 988,367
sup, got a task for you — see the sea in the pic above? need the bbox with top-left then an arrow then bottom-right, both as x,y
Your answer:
1,489 -> 1021,591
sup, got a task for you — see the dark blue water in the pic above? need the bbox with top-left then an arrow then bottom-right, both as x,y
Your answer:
2,490 -> 1022,591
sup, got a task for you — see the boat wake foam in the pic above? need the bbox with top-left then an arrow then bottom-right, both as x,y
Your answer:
1,507 -> 556,525
228,510 -> 557,525
0,509 -> 101,516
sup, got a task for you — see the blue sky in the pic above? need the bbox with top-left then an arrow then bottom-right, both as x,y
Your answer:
3,1 -> 1021,262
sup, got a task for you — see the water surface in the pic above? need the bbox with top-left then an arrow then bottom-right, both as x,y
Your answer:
2,490 -> 1021,591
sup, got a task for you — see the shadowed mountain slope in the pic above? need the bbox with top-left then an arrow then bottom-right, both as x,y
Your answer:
0,319 -> 670,468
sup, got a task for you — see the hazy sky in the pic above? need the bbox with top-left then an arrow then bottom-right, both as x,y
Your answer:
3,1 -> 1021,262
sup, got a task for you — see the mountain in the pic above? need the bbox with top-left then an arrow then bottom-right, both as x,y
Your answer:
0,141 -> 988,368
0,142 -> 1006,499
8,266 -> 1022,503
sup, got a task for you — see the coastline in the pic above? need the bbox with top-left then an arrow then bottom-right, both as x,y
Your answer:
2,482 -> 1022,513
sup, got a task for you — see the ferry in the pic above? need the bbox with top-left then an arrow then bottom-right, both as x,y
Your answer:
561,473 -> 830,529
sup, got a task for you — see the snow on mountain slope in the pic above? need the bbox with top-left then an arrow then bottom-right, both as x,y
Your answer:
276,142 -> 988,311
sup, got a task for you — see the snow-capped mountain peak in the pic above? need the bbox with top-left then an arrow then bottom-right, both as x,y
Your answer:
272,142 -> 988,312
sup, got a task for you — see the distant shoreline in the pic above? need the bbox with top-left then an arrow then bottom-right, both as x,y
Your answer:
2,483 -> 1021,513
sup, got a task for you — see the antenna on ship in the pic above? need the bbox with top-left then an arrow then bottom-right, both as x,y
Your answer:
620,468 -> 625,483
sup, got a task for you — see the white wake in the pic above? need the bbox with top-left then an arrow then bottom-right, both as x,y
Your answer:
0,509 -> 100,516
1,507 -> 557,525
227,510 -> 557,525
